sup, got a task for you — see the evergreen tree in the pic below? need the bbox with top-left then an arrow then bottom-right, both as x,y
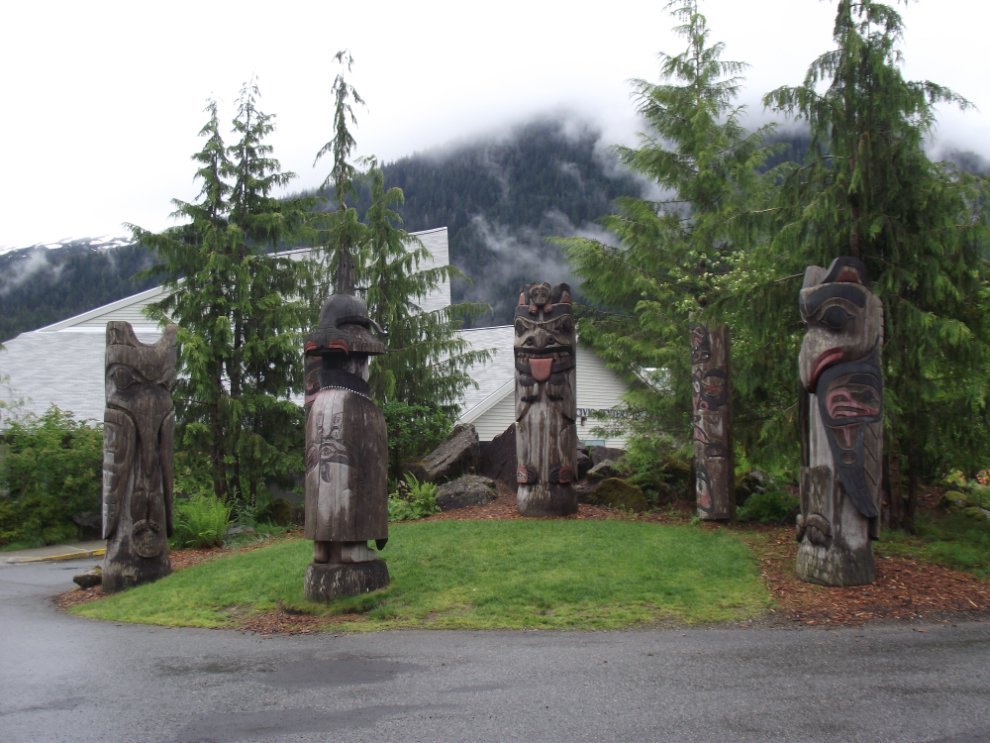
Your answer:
746,0 -> 990,527
132,87 -> 312,509
313,53 -> 492,413
559,0 -> 771,447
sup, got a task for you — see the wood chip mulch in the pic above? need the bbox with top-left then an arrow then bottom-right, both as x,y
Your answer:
52,489 -> 990,632
738,525 -> 990,627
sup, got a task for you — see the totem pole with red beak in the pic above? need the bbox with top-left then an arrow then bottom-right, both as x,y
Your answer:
796,257 -> 883,586
514,282 -> 578,517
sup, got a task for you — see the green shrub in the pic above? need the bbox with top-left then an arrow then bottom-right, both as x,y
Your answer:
0,407 -> 102,546
172,495 -> 232,548
388,473 -> 440,522
737,489 -> 800,524
381,401 -> 452,480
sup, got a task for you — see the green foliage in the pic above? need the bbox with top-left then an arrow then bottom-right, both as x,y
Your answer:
734,0 -> 990,489
381,400 -> 452,480
737,490 -> 799,524
171,495 -> 232,549
312,53 -> 493,411
879,512 -> 990,579
0,407 -> 102,546
560,0 -> 773,447
387,473 -> 440,522
132,85 -> 315,511
72,520 -> 770,629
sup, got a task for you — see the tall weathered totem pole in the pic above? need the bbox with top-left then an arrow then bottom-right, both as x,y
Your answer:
514,282 -> 578,517
303,258 -> 390,602
796,257 -> 883,586
102,321 -> 177,593
690,321 -> 734,520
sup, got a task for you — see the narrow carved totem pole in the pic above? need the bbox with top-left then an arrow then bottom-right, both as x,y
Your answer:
514,282 -> 578,517
102,321 -> 177,593
690,321 -> 734,520
796,257 -> 883,586
303,291 -> 390,602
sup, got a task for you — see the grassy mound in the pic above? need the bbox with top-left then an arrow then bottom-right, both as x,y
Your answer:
71,520 -> 769,630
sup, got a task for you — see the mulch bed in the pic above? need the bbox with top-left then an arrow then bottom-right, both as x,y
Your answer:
738,525 -> 990,627
52,488 -> 990,632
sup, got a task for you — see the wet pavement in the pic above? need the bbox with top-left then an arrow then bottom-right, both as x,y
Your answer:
1,556 -> 989,742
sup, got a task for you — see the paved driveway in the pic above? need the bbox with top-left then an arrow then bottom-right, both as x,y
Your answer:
1,558 -> 989,743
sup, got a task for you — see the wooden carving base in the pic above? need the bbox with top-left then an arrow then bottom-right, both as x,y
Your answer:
517,483 -> 577,518
102,550 -> 171,594
304,560 -> 390,603
795,466 -> 876,587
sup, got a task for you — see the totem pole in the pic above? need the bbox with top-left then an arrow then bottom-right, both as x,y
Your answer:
514,282 -> 578,517
690,321 -> 734,520
796,257 -> 883,586
102,321 -> 177,593
303,284 -> 390,602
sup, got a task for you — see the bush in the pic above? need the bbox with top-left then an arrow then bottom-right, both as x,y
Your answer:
172,495 -> 232,548
381,401 -> 453,480
737,489 -> 800,524
388,473 -> 440,522
0,407 -> 103,546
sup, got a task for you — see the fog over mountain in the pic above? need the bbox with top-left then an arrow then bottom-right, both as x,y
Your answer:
2,118 -> 987,343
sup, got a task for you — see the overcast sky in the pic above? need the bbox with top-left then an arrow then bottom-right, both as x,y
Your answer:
2,0 -> 986,250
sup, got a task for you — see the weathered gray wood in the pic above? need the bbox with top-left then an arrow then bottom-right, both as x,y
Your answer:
305,559 -> 390,602
795,257 -> 883,586
690,321 -> 735,521
514,282 -> 578,517
102,321 -> 177,593
303,292 -> 390,601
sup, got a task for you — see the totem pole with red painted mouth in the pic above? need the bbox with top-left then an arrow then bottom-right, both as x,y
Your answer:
514,282 -> 578,517
796,257 -> 883,586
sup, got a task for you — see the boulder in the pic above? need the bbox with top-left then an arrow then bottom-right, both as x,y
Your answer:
941,490 -> 970,511
586,459 -> 622,483
576,449 -> 593,480
963,506 -> 990,523
573,482 -> 600,505
73,565 -> 102,589
591,446 -> 625,467
589,478 -> 649,512
435,475 -> 499,512
404,423 -> 480,484
226,524 -> 256,538
479,423 -> 518,492
735,469 -> 774,508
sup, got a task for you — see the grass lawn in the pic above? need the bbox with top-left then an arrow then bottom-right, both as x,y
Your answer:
70,520 -> 770,630
877,512 -> 990,580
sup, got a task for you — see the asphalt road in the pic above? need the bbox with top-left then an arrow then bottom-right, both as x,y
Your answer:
2,558 -> 989,743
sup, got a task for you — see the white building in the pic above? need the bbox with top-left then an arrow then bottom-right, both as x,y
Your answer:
0,227 -> 629,445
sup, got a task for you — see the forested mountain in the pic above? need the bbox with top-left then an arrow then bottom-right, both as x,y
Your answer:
0,240 -> 158,342
2,119 -> 986,342
303,118 -> 646,325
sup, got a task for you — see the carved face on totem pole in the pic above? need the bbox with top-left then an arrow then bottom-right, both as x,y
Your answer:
303,293 -> 390,601
102,321 -> 176,593
514,282 -> 578,517
798,257 -> 883,519
795,256 -> 883,586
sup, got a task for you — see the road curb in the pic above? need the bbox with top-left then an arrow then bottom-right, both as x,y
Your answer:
5,548 -> 106,565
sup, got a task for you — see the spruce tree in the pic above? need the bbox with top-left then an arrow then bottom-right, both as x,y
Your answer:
746,0 -> 990,527
559,0 -> 771,451
313,53 -> 492,414
133,86 -> 313,509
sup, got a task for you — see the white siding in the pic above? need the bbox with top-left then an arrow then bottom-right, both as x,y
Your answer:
464,338 -> 630,447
